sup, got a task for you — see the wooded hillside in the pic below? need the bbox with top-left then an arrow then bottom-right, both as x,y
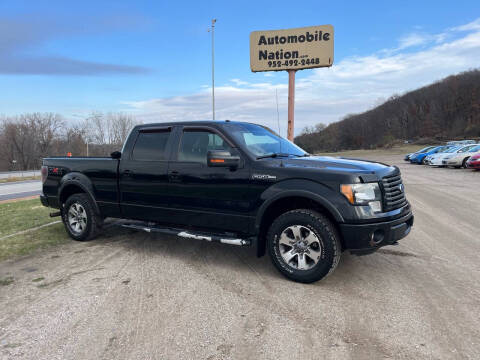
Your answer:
295,70 -> 480,152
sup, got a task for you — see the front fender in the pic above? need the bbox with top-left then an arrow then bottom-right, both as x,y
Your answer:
254,179 -> 345,232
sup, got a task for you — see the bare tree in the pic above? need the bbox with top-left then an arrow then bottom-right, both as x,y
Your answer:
295,70 -> 480,153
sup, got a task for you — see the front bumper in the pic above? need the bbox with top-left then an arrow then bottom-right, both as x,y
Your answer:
429,158 -> 444,166
340,212 -> 414,255
467,161 -> 480,169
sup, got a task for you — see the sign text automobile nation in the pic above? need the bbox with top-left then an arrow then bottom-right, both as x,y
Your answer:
250,25 -> 334,72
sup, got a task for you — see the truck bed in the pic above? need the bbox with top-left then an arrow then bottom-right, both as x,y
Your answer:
42,157 -> 120,216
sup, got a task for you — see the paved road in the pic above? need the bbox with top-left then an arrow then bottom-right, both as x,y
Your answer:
0,180 -> 42,201
0,155 -> 479,359
0,170 -> 39,180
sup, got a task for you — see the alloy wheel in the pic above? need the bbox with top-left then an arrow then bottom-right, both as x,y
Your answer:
67,203 -> 88,235
278,225 -> 322,270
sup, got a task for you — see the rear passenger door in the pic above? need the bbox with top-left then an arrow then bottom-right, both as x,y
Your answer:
119,127 -> 174,221
167,127 -> 253,234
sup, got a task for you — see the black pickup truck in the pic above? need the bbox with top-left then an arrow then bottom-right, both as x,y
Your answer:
41,121 -> 413,283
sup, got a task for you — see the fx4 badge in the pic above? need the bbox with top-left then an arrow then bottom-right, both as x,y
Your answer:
252,174 -> 277,181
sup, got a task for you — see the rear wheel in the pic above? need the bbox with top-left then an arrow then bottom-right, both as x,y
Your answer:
63,193 -> 103,241
462,157 -> 469,168
267,209 -> 341,283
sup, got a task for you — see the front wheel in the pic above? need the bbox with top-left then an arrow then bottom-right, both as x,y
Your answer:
267,209 -> 341,283
63,193 -> 103,241
462,158 -> 469,168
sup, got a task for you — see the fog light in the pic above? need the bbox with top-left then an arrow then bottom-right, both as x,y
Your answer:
370,229 -> 385,246
369,201 -> 382,213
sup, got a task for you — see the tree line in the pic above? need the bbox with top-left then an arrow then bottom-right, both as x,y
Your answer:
0,112 -> 139,171
295,69 -> 480,153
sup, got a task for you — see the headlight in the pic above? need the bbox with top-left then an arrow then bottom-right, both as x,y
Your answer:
340,183 -> 382,212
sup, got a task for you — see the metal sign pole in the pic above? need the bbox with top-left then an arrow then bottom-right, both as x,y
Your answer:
211,19 -> 216,120
287,70 -> 296,141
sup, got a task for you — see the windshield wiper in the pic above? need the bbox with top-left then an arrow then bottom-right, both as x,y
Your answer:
256,153 -> 309,160
256,153 -> 292,160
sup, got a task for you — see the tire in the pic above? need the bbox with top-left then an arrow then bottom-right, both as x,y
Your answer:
267,209 -> 341,283
422,158 -> 428,165
62,193 -> 103,241
462,158 -> 469,169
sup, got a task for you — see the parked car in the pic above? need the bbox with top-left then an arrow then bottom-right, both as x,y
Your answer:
425,146 -> 462,166
40,120 -> 414,283
442,144 -> 480,168
410,145 -> 452,164
404,146 -> 437,162
466,153 -> 480,169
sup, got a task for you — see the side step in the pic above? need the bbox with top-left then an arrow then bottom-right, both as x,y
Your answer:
120,222 -> 251,246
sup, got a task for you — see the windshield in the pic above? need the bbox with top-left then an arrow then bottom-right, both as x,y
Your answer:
458,145 -> 475,153
444,146 -> 461,153
226,123 -> 307,158
418,146 -> 436,153
435,146 -> 451,153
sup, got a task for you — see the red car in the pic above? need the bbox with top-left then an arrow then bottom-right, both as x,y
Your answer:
466,153 -> 480,169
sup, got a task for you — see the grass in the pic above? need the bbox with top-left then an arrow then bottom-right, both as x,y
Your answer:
0,198 -> 54,237
0,276 -> 14,286
0,175 -> 41,183
0,198 -> 68,262
0,222 -> 67,262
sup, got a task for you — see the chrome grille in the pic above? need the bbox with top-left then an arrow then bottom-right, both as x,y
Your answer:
381,173 -> 407,211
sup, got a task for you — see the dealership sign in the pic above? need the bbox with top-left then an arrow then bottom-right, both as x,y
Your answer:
250,25 -> 334,72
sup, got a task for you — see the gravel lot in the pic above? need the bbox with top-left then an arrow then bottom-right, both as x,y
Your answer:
1,154 -> 479,360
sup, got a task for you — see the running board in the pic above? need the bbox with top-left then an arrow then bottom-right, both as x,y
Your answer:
120,223 -> 251,246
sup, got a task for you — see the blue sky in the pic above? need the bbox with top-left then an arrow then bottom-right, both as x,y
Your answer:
1,0 -> 480,134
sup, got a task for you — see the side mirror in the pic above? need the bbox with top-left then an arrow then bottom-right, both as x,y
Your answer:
207,150 -> 240,168
111,151 -> 122,159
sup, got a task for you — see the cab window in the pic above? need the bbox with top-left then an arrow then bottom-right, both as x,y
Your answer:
132,130 -> 171,161
178,130 -> 232,164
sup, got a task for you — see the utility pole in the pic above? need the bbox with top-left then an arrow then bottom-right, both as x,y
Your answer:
209,19 -> 217,120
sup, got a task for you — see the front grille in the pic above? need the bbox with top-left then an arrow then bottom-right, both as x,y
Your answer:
381,173 -> 407,211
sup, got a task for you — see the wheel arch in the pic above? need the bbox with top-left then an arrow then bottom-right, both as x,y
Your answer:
58,173 -> 100,214
254,191 -> 344,257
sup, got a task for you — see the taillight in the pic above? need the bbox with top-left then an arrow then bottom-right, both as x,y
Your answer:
41,166 -> 48,184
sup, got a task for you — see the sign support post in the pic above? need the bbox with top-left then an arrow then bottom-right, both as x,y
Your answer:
287,70 -> 296,141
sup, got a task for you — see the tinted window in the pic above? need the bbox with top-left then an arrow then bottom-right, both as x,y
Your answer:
132,130 -> 170,161
178,130 -> 231,164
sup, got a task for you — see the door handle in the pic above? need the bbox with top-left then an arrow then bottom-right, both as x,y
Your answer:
169,170 -> 181,182
123,170 -> 133,177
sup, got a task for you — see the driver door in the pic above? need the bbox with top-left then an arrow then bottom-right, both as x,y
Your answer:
167,127 -> 253,234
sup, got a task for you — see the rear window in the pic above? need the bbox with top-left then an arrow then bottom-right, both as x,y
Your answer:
132,130 -> 171,161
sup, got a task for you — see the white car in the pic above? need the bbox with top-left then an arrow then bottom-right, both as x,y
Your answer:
442,144 -> 480,168
426,146 -> 462,166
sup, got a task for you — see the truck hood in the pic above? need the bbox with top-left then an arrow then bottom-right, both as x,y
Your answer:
279,156 -> 392,174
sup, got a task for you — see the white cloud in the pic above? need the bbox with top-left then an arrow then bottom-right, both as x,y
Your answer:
123,18 -> 480,136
